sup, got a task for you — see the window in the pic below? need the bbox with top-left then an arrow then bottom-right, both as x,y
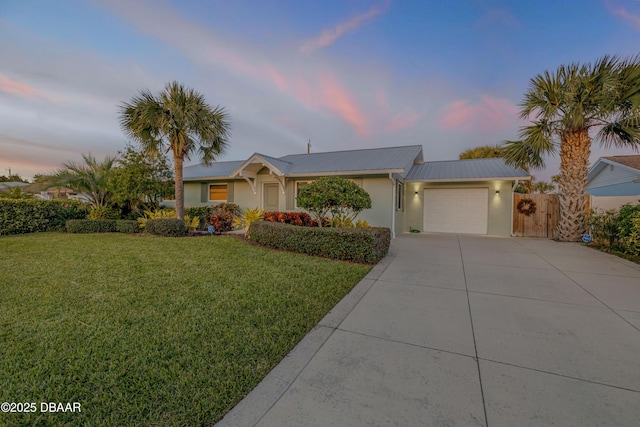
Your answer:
209,184 -> 227,201
396,181 -> 404,211
295,181 -> 311,208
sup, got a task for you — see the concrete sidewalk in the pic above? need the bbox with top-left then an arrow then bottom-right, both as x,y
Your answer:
217,234 -> 640,426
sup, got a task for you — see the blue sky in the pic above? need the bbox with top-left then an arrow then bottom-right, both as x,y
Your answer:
1,0 -> 640,182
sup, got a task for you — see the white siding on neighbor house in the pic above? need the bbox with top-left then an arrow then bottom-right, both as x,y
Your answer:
588,166 -> 638,189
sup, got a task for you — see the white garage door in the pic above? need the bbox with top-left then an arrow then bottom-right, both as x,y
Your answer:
423,188 -> 488,234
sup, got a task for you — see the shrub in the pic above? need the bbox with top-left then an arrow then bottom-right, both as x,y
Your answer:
185,207 -> 210,229
88,206 -> 121,220
145,218 -> 187,237
263,211 -> 318,227
234,207 -> 264,235
136,208 -> 197,232
206,203 -> 241,233
586,209 -> 618,246
617,203 -> 640,240
620,213 -> 640,256
66,219 -> 117,233
0,199 -> 87,235
249,221 -> 390,264
296,176 -> 372,226
115,220 -> 141,233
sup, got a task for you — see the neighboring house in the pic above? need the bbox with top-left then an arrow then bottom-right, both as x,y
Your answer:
587,156 -> 640,196
586,156 -> 640,210
182,145 -> 530,237
0,181 -> 29,191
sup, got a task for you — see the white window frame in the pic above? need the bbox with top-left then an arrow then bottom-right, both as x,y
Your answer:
396,181 -> 404,211
208,184 -> 228,202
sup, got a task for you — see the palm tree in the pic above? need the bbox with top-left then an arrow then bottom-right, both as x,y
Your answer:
119,81 -> 230,220
41,154 -> 116,209
458,144 -> 503,159
503,55 -> 640,241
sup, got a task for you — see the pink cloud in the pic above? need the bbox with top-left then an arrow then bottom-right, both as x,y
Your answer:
0,74 -> 44,98
438,96 -> 519,132
385,109 -> 422,132
605,1 -> 640,30
318,73 -> 369,136
300,1 -> 391,53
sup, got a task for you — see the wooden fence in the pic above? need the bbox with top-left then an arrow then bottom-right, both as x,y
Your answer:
512,194 -> 559,238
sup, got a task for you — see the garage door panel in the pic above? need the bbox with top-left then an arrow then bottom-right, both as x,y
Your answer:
423,188 -> 488,234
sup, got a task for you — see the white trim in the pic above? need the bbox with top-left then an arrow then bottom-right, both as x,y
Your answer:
408,176 -> 530,183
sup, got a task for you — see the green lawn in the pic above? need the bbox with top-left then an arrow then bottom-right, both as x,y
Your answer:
0,233 -> 370,426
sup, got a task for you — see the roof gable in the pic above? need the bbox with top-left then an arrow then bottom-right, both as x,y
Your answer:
587,156 -> 640,189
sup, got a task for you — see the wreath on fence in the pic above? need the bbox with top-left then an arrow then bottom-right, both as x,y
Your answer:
517,198 -> 537,216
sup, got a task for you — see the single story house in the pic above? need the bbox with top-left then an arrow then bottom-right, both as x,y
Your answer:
180,145 -> 530,237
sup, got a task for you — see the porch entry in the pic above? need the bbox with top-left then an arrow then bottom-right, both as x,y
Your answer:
264,183 -> 279,211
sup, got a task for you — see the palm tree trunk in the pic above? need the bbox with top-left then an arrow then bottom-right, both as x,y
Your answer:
174,154 -> 185,220
556,129 -> 590,241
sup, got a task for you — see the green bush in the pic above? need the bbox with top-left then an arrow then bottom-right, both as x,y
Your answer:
66,219 -> 117,233
115,220 -> 141,233
249,221 -> 390,264
587,209 -> 619,246
296,176 -> 372,226
145,218 -> 187,237
620,213 -> 640,256
205,203 -> 241,233
0,199 -> 87,235
185,207 -> 210,229
89,206 -> 121,220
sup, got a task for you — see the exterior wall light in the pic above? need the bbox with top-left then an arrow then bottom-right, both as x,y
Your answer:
495,190 -> 500,194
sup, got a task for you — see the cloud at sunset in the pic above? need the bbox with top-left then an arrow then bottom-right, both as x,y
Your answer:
299,1 -> 391,53
604,0 -> 640,30
0,74 -> 44,98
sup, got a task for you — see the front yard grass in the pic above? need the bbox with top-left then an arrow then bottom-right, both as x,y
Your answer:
0,233 -> 370,426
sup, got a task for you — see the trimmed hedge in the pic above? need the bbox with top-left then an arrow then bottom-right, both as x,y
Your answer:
145,218 -> 187,237
0,199 -> 87,235
66,220 -> 117,233
115,220 -> 141,233
249,221 -> 390,264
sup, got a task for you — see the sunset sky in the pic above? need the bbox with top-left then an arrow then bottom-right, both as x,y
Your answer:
2,0 -> 640,181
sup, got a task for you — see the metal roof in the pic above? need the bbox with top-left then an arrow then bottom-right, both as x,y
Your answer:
184,145 -> 424,180
183,160 -> 244,179
279,145 -> 423,175
405,158 -> 529,181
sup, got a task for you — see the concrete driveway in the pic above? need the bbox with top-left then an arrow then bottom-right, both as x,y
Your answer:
218,234 -> 640,426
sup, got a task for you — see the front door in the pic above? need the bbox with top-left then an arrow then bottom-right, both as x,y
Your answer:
264,183 -> 279,211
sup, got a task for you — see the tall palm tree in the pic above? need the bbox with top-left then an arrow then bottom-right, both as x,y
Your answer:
503,55 -> 640,241
41,154 -> 116,209
119,81 -> 230,220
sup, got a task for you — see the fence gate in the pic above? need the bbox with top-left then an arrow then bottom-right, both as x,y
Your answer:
512,194 -> 559,238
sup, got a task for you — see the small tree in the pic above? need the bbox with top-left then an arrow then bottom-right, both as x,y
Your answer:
297,176 -> 372,227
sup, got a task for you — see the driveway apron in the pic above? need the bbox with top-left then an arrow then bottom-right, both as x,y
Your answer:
217,234 -> 640,426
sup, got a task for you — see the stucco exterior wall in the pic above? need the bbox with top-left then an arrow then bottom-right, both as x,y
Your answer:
360,177 -> 393,228
403,180 -> 513,236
